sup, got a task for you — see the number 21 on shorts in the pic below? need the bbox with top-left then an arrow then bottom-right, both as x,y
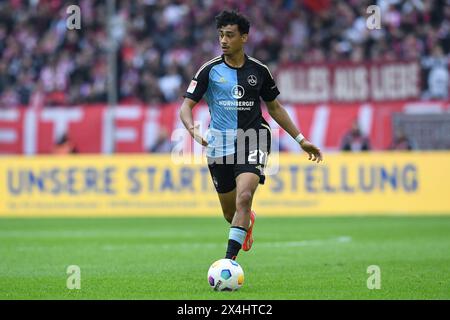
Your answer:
248,149 -> 267,164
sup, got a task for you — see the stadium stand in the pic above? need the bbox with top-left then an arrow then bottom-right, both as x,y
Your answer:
0,0 -> 448,108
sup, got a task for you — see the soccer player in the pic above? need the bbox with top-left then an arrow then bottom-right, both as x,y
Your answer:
179,10 -> 322,260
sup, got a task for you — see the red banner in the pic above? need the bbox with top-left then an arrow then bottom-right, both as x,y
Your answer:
0,101 -> 448,154
276,61 -> 421,103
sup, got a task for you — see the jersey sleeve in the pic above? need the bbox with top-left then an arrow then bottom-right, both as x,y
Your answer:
183,65 -> 210,102
260,66 -> 280,102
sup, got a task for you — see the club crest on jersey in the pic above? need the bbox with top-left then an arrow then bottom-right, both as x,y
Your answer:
247,75 -> 257,86
231,85 -> 245,99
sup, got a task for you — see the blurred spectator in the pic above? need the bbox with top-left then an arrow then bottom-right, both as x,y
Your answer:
158,64 -> 182,102
341,120 -> 371,152
52,133 -> 78,154
0,0 -> 449,107
148,126 -> 172,153
422,45 -> 449,100
390,127 -> 415,150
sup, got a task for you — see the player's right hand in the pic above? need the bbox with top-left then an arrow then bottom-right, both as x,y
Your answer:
189,124 -> 208,147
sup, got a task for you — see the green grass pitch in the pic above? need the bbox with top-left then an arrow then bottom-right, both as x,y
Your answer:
0,216 -> 449,299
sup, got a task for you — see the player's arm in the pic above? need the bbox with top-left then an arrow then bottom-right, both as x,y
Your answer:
265,99 -> 323,163
179,97 -> 208,146
180,62 -> 212,147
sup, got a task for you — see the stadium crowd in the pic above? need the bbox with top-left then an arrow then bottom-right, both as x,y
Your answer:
0,0 -> 449,108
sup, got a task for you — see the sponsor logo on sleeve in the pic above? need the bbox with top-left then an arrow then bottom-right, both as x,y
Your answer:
187,80 -> 198,94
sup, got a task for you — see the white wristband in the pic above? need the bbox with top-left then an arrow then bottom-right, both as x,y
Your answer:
295,133 -> 305,144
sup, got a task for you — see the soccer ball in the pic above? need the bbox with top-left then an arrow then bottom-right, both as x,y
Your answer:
207,259 -> 244,291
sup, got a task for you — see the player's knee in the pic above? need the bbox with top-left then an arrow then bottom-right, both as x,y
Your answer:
236,191 -> 253,207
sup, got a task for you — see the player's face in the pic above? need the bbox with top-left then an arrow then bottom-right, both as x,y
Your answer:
218,25 -> 247,56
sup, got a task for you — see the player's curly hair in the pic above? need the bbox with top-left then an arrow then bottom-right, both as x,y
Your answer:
215,10 -> 250,35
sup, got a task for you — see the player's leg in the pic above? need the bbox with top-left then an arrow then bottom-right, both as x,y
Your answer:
238,123 -> 270,251
208,157 -> 237,223
233,173 -> 259,228
224,172 -> 260,260
217,188 -> 236,223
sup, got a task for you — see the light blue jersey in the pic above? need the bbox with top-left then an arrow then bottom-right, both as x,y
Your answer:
184,54 -> 279,158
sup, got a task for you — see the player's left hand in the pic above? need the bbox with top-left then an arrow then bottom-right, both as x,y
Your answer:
300,139 -> 323,163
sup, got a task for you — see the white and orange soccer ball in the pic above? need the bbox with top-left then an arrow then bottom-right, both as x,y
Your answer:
207,259 -> 244,291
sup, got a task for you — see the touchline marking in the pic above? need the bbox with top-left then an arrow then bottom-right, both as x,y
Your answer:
100,236 -> 352,251
12,236 -> 352,252
0,230 -> 198,239
259,236 -> 352,248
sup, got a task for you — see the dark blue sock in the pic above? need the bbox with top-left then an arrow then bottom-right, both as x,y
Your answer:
225,226 -> 247,260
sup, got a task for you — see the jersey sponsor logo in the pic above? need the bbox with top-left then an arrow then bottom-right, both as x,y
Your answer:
231,85 -> 245,99
247,75 -> 257,86
218,100 -> 254,107
218,100 -> 254,111
187,80 -> 197,94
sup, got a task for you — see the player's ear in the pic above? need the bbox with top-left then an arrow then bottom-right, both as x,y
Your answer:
241,33 -> 248,43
